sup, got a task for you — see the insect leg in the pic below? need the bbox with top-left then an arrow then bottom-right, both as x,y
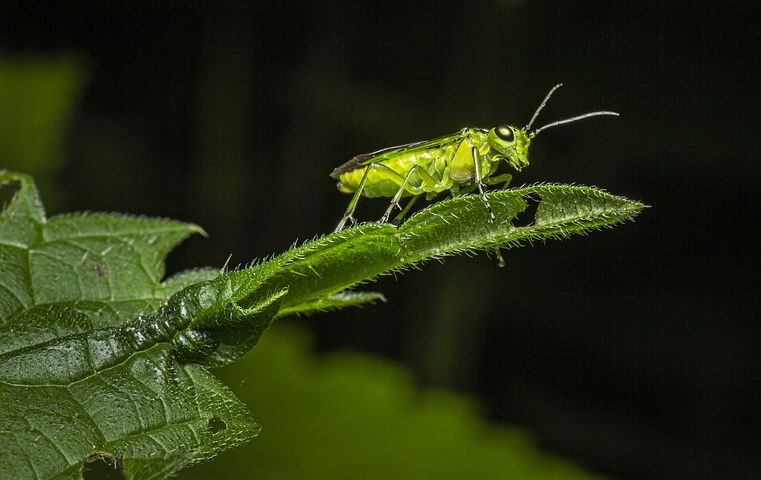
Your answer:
472,147 -> 495,223
335,163 -> 410,231
392,195 -> 420,223
453,184 -> 476,196
380,165 -> 429,223
484,173 -> 513,189
335,165 -> 372,232
491,247 -> 506,268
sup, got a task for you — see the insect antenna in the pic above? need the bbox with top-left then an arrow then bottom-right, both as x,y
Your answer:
530,111 -> 619,137
525,83 -> 563,131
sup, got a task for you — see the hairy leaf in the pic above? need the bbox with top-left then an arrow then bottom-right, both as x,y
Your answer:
244,184 -> 644,311
0,172 -> 279,478
0,170 -> 643,479
276,291 -> 386,317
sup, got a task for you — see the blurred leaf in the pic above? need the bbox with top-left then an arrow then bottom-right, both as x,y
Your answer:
0,55 -> 84,173
185,324 -> 601,480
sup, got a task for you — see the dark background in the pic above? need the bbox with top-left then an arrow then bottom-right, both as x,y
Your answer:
2,1 -> 759,478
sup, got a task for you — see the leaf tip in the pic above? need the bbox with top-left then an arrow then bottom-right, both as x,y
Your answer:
192,223 -> 209,237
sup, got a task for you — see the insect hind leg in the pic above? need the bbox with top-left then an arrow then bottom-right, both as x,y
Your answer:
335,165 -> 372,232
335,163 -> 410,231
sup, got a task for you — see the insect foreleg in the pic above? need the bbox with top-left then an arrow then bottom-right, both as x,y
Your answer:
491,247 -> 506,268
380,165 -> 437,223
472,147 -> 496,223
484,173 -> 513,189
453,184 -> 476,196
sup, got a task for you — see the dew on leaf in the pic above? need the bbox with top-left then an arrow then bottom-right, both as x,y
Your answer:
198,285 -> 216,309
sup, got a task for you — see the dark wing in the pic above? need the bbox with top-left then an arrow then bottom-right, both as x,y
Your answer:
330,130 -> 471,179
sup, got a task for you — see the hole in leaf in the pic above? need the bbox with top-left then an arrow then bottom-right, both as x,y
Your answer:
82,453 -> 125,480
208,416 -> 227,434
511,195 -> 541,228
0,179 -> 21,214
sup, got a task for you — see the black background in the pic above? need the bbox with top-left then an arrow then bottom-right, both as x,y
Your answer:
3,1 -> 760,478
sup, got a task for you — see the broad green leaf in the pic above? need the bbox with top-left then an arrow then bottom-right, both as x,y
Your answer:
0,171 -> 643,479
0,171 -> 204,326
0,172 -> 277,478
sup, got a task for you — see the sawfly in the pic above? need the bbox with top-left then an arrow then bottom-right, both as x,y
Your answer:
331,84 -> 618,231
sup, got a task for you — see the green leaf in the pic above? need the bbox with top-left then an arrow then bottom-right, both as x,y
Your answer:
0,171 -> 205,326
242,184 -> 645,312
276,290 -> 386,317
0,172 -> 275,478
0,171 -> 643,479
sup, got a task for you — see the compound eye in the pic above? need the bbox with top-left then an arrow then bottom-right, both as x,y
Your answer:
495,125 -> 514,142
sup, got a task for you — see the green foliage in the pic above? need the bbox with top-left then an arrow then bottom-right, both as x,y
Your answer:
0,170 -> 643,479
0,56 -> 84,205
185,324 -> 602,480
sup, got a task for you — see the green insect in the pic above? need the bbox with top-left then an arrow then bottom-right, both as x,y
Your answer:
331,84 -> 618,231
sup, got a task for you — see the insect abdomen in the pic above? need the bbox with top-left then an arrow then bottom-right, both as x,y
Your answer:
337,148 -> 449,198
